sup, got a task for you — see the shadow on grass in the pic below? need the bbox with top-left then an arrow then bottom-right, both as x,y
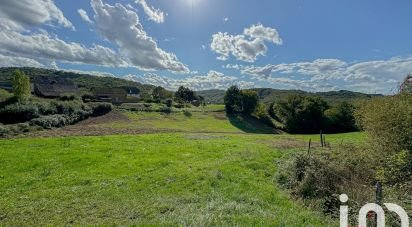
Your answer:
228,113 -> 279,134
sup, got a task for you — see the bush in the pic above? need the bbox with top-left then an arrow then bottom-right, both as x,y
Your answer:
58,94 -> 80,101
165,98 -> 173,107
159,106 -> 172,114
173,103 -> 184,109
88,102 -> 113,116
0,102 -> 40,124
52,100 -> 92,117
356,94 -> 412,183
0,124 -> 9,137
0,96 -> 19,109
30,115 -> 67,129
253,103 -> 274,127
36,102 -> 58,115
183,110 -> 192,117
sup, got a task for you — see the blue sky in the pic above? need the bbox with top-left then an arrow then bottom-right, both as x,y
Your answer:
1,0 -> 412,93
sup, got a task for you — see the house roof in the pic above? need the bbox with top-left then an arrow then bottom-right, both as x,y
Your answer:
92,87 -> 127,96
34,76 -> 78,97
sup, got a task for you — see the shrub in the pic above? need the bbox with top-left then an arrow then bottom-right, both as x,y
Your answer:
52,100 -> 92,116
88,102 -> 113,116
0,96 -> 19,109
183,110 -> 192,117
173,103 -> 184,109
356,94 -> 412,183
0,102 -> 40,124
165,98 -> 173,107
253,103 -> 274,127
0,124 -> 9,137
30,115 -> 67,129
58,94 -> 80,101
159,106 -> 172,114
36,102 -> 58,115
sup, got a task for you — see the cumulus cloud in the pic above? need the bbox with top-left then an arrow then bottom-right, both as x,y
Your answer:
240,57 -> 412,93
135,0 -> 165,24
0,30 -> 127,67
210,24 -> 282,62
0,0 -> 74,30
91,0 -> 188,73
125,71 -> 254,91
77,9 -> 94,24
0,54 -> 45,68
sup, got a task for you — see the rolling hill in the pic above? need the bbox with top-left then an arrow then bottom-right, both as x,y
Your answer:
198,88 -> 383,104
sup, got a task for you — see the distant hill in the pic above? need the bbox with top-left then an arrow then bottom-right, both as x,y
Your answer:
198,88 -> 383,104
0,67 -> 155,96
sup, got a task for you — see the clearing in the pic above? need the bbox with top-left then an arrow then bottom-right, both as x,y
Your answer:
0,107 -> 363,226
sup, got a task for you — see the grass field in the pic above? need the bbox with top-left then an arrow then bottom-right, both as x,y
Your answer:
0,109 -> 364,225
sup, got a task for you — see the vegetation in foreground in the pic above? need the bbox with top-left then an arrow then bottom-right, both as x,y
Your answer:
0,133 -> 337,226
277,93 -> 412,225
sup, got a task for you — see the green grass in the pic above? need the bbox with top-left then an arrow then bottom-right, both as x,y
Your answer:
0,134 -> 335,226
0,109 -> 366,225
124,111 -> 275,134
0,88 -> 12,102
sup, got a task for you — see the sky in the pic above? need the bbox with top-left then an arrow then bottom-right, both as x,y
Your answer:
1,0 -> 412,94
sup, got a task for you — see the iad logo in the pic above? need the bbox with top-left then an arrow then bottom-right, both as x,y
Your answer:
339,194 -> 410,227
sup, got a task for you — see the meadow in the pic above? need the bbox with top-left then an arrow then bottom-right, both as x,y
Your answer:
0,107 -> 364,226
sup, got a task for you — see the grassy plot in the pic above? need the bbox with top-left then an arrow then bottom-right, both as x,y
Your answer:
0,134 -> 334,226
125,111 -> 276,134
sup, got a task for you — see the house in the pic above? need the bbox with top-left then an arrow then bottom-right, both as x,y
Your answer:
0,82 -> 13,92
124,87 -> 140,98
400,75 -> 412,93
92,87 -> 127,104
34,76 -> 78,98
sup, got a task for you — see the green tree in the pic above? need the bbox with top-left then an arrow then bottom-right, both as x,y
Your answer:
175,86 -> 196,103
324,102 -> 357,133
224,85 -> 242,113
274,95 -> 328,133
240,90 -> 259,114
152,86 -> 171,102
12,70 -> 31,101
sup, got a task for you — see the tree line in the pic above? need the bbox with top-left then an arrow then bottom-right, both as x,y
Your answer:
224,85 -> 358,134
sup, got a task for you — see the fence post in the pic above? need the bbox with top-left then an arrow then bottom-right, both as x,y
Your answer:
307,139 -> 312,156
320,130 -> 323,147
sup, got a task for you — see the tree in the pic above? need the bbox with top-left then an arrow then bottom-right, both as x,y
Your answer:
324,102 -> 357,133
152,86 -> 171,102
224,85 -> 242,113
274,95 -> 328,133
175,86 -> 196,103
12,70 -> 31,101
240,90 -> 259,114
224,86 -> 259,114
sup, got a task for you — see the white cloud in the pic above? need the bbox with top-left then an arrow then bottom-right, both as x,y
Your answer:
210,24 -> 282,62
77,9 -> 94,24
125,71 -> 254,91
0,30 -> 127,67
0,0 -> 74,31
135,0 -> 165,24
240,57 -> 412,93
0,54 -> 45,68
244,24 -> 282,45
91,0 -> 188,73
